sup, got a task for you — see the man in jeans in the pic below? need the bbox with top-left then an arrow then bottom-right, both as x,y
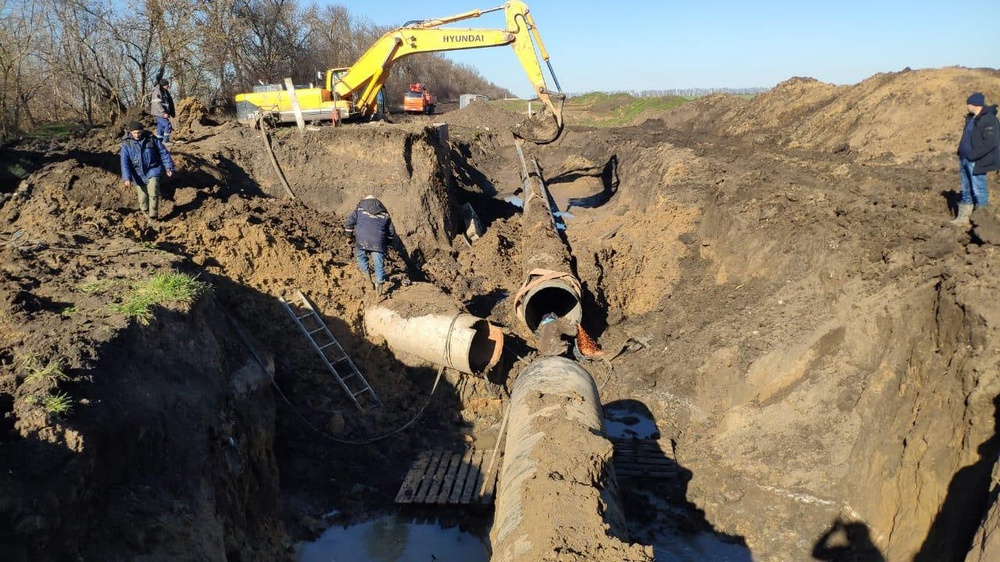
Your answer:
121,120 -> 174,223
151,78 -> 176,144
953,92 -> 1000,226
345,196 -> 396,296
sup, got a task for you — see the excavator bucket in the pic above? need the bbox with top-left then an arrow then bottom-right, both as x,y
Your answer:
512,94 -> 565,145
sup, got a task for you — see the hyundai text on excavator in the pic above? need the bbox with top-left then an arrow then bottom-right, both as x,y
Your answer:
234,0 -> 565,144
403,83 -> 436,115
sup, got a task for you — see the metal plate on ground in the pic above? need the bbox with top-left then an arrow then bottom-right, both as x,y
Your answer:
611,438 -> 681,479
395,449 -> 498,505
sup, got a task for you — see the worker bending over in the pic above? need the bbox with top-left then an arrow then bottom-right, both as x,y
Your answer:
345,196 -> 396,297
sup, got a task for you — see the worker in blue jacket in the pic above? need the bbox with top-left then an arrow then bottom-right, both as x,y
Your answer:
344,195 -> 396,296
952,92 -> 1000,225
121,120 -> 174,221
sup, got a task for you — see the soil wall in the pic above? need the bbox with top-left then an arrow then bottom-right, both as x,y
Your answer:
583,122 -> 1000,560
0,279 -> 284,560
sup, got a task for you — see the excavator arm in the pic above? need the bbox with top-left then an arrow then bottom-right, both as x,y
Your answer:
328,1 -> 564,143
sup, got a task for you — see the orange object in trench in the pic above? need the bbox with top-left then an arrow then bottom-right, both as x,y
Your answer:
576,324 -> 603,357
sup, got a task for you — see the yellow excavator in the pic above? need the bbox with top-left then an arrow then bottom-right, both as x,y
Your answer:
234,0 -> 565,143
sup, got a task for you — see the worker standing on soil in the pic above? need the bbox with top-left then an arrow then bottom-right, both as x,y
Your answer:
121,120 -> 174,223
151,78 -> 176,144
952,92 -> 1000,226
344,196 -> 396,297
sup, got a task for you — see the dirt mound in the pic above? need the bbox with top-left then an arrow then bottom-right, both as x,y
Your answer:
172,97 -> 215,142
646,66 -> 1000,165
646,91 -> 750,135
442,100 -> 528,136
726,67 -> 1000,162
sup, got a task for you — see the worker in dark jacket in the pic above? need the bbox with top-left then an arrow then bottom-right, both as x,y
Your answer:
121,120 -> 174,221
344,196 -> 396,296
952,92 -> 1000,225
151,78 -> 176,143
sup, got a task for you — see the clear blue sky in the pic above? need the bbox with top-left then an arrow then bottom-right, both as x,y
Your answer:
322,0 -> 999,98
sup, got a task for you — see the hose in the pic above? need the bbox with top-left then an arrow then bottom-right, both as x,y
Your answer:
256,115 -> 296,199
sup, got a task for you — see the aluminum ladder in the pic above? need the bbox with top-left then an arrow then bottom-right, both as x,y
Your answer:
280,290 -> 381,410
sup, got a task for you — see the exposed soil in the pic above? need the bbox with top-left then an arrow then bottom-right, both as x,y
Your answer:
3,66 -> 1000,561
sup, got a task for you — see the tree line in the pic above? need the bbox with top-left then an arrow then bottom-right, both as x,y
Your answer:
0,0 -> 512,139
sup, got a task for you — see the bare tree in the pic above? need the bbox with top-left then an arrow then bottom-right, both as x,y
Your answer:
0,0 -> 521,136
145,0 -> 206,99
33,0 -> 153,125
0,0 -> 55,135
232,0 -> 312,87
196,0 -> 250,109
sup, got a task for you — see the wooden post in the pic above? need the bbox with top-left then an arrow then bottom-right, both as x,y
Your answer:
283,78 -> 305,130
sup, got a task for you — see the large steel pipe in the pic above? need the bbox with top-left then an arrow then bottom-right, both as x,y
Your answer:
514,151 -> 582,333
363,283 -> 503,375
490,356 -> 653,561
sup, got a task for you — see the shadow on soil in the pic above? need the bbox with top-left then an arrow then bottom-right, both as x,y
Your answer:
812,519 -> 885,562
202,273 -> 504,555
606,398 -> 752,559
914,394 -> 1000,562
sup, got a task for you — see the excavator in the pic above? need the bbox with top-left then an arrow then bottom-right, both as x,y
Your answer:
234,0 -> 564,144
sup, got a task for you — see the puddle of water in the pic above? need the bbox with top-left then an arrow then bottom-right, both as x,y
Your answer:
604,402 -> 661,440
503,194 -> 523,208
503,196 -> 575,218
605,415 -> 660,440
297,515 -> 490,562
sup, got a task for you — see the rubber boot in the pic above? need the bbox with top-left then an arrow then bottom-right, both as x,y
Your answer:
950,203 -> 972,226
374,282 -> 383,298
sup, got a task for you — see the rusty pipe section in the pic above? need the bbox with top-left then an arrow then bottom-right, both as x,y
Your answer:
490,356 -> 653,561
363,283 -> 503,376
513,144 -> 582,333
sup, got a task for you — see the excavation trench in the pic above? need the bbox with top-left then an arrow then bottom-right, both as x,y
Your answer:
264,125 -> 649,558
6,86 -> 1000,561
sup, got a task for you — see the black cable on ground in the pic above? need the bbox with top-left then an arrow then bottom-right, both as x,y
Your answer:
269,366 -> 443,446
2,229 -> 163,255
216,295 -> 442,445
256,115 -> 296,199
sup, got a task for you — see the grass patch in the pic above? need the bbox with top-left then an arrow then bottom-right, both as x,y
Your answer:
61,305 -> 78,317
0,154 -> 37,186
112,272 -> 210,325
567,92 -> 636,111
78,280 -> 116,294
491,99 -> 534,113
23,121 -> 86,141
18,355 -> 68,385
573,95 -> 689,127
490,93 -> 691,128
41,392 -> 74,416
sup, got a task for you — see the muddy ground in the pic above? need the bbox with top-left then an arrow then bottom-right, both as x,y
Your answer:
3,66 -> 1000,561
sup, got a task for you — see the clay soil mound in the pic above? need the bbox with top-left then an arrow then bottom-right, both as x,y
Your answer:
3,65 -> 1000,561
655,66 -> 1000,165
